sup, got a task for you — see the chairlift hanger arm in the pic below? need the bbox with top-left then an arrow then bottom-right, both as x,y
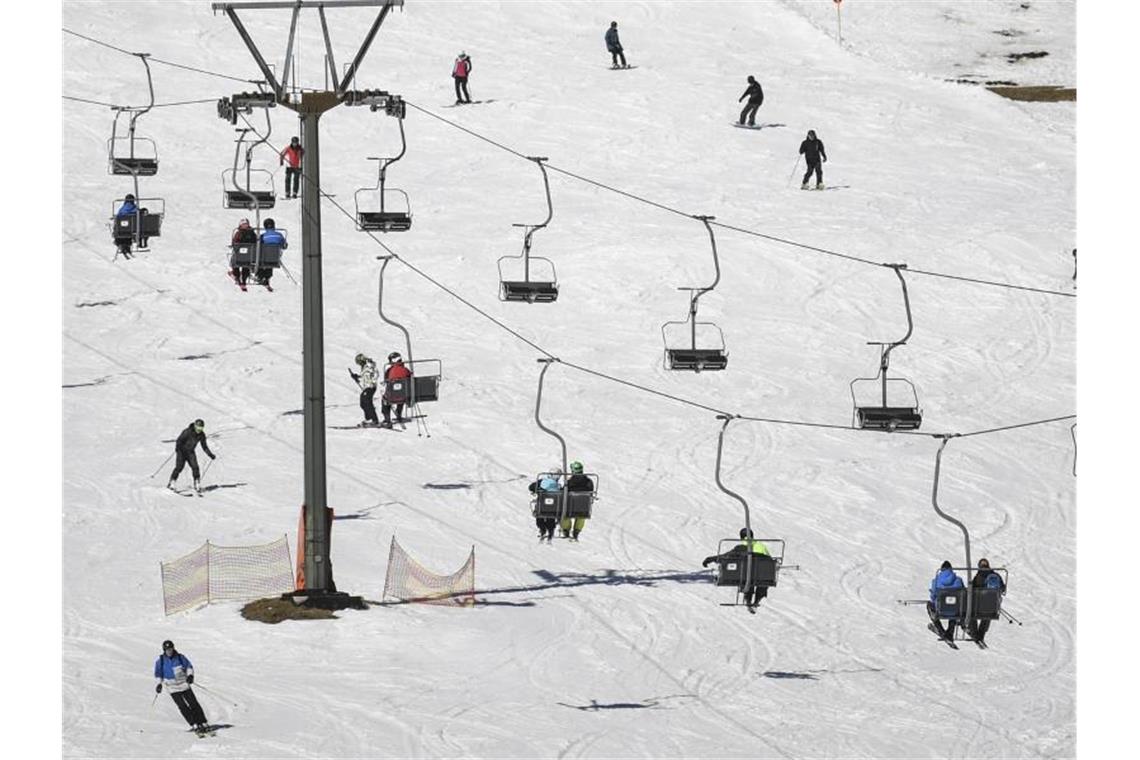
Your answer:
714,415 -> 751,536
687,215 -> 721,313
880,264 -> 914,370
534,359 -> 568,477
930,436 -> 974,615
376,256 -> 414,365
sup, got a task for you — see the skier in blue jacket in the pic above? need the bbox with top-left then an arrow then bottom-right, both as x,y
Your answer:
529,467 -> 563,541
256,218 -> 287,287
113,194 -> 149,256
154,640 -> 209,732
927,560 -> 965,639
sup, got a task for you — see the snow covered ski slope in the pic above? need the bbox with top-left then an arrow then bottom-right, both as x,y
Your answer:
62,1 -> 1075,757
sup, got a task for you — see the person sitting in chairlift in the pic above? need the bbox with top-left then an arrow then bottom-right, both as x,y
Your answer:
257,218 -> 287,287
702,528 -> 772,613
928,560 -> 965,639
381,352 -> 413,428
967,557 -> 1005,644
559,460 -> 594,541
529,466 -> 563,541
114,193 -> 150,254
231,218 -> 257,288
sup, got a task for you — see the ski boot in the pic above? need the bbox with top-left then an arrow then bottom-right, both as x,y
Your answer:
193,478 -> 201,494
801,182 -> 809,190
816,182 -> 824,190
571,530 -> 580,541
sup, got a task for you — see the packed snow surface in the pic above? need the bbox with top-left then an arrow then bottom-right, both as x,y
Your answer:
63,1 -> 1075,757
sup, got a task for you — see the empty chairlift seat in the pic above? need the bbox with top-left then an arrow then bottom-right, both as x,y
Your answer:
111,155 -> 159,176
855,405 -> 923,431
358,208 -> 412,233
500,279 -> 559,303
666,347 -> 728,372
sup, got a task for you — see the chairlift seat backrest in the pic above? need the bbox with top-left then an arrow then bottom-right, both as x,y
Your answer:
230,244 -> 256,268
113,213 -> 162,240
501,280 -> 559,303
532,490 -> 562,519
411,375 -> 439,403
224,190 -> 276,210
566,491 -> 594,519
748,555 -> 778,588
715,556 -> 744,587
111,157 -> 159,176
358,211 -> 412,232
971,587 -> 1003,620
385,377 -> 410,404
934,587 -> 965,619
666,348 -> 728,372
856,406 -> 922,431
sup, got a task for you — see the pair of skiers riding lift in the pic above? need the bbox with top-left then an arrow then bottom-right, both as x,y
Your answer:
352,352 -> 411,428
530,461 -> 592,542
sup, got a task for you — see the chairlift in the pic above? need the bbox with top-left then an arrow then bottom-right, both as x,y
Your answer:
355,108 -> 412,232
230,224 -> 288,272
110,196 -> 165,258
375,256 -> 443,410
222,119 -> 277,210
662,216 -> 728,371
529,359 -> 599,526
498,157 -> 559,303
849,264 -> 922,430
705,416 -> 786,610
107,54 -> 159,176
923,436 -> 1011,644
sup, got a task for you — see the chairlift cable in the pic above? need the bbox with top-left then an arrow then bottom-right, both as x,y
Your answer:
63,27 -> 257,84
251,127 -> 1076,444
64,94 -> 220,109
405,100 -> 1076,300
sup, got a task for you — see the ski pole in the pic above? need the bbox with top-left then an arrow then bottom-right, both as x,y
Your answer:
895,599 -> 928,606
786,156 -> 801,188
151,692 -> 159,708
1000,608 -> 1023,626
194,682 -> 239,707
200,457 -> 216,483
149,451 -> 176,479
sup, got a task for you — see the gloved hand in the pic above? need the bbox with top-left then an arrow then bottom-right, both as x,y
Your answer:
155,684 -> 162,694
823,156 -> 828,163
186,675 -> 194,685
701,559 -> 711,568
208,454 -> 216,460
350,372 -> 360,383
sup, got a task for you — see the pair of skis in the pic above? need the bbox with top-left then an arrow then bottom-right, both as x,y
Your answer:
927,623 -> 988,650
228,271 -> 273,292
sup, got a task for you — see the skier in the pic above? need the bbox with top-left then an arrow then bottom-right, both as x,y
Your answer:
559,460 -> 594,540
799,129 -> 828,190
605,21 -> 628,69
153,640 -> 209,734
230,218 -> 257,289
928,560 -> 965,640
113,193 -> 150,256
451,51 -> 473,105
256,218 -> 286,288
350,353 -> 380,426
737,75 -> 764,127
528,467 -> 563,541
279,136 -> 304,199
167,419 -> 216,493
702,529 -> 773,613
381,352 -> 413,428
967,557 -> 1005,644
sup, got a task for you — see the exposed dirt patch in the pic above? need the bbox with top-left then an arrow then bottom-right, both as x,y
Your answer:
987,85 -> 1075,102
1007,50 -> 1049,62
241,597 -> 339,623
993,29 -> 1024,38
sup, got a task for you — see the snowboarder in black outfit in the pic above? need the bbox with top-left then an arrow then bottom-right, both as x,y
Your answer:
738,76 -> 764,126
167,419 -> 215,493
605,22 -> 628,69
154,640 -> 209,734
799,130 -> 828,190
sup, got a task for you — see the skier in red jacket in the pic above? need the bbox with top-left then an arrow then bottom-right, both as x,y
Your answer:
451,52 -> 472,105
381,351 -> 413,427
279,136 -> 304,199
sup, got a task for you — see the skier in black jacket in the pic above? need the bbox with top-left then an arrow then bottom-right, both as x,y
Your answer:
799,130 -> 828,189
737,76 -> 764,126
167,419 -> 216,492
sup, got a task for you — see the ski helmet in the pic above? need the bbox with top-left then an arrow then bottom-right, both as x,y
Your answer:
162,639 -> 175,651
739,528 -> 753,540
388,351 -> 402,362
239,218 -> 250,227
570,461 -> 584,473
355,353 -> 368,366
264,218 -> 276,229
549,465 -> 563,475
940,560 -> 953,570
978,558 -> 991,569
290,136 -> 300,144
807,130 -> 816,140
125,193 -> 136,202
193,419 -> 205,430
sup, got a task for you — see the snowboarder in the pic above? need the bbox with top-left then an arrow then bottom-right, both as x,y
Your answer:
737,75 -> 764,126
702,528 -> 773,613
559,460 -> 594,540
967,557 -> 1005,644
799,129 -> 828,190
153,640 -> 209,734
605,21 -> 628,69
529,467 -> 563,541
279,136 -> 303,199
452,51 -> 473,104
256,218 -> 286,288
928,560 -> 965,640
350,353 -> 380,426
167,419 -> 216,493
230,218 -> 257,288
381,351 -> 413,428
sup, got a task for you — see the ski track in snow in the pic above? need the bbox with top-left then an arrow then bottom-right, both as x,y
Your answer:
63,1 -> 1074,757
